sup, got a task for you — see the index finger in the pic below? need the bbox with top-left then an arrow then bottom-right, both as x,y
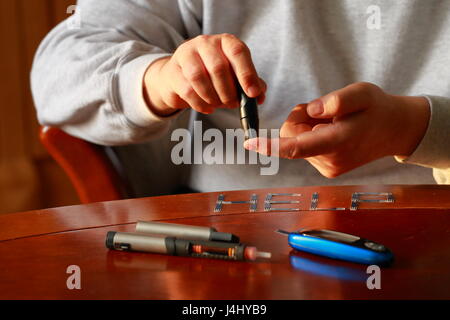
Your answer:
220,34 -> 262,98
244,124 -> 342,159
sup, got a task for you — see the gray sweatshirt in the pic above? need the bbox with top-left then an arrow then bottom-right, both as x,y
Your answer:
31,0 -> 450,196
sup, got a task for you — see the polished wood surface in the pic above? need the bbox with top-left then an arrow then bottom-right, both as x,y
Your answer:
40,127 -> 125,204
1,185 -> 450,299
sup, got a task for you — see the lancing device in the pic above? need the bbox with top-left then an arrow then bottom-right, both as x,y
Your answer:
238,84 -> 259,140
135,221 -> 239,243
106,232 -> 271,261
277,229 -> 394,266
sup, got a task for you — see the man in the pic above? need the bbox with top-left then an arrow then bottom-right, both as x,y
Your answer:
31,0 -> 450,196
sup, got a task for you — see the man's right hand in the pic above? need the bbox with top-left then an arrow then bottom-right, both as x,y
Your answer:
143,33 -> 266,116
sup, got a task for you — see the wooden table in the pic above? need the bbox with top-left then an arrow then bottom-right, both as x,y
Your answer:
1,185 -> 450,300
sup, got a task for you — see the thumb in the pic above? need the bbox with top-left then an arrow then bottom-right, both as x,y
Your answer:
307,82 -> 378,119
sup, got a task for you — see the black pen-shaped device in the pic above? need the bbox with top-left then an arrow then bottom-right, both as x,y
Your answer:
106,232 -> 271,261
238,84 -> 259,140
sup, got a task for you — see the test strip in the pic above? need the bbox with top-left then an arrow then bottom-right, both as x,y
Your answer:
310,192 -> 346,211
214,194 -> 258,212
265,208 -> 300,212
265,193 -> 302,212
350,192 -> 395,211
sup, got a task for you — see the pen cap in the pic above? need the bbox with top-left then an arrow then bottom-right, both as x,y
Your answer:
238,85 -> 259,140
239,94 -> 259,120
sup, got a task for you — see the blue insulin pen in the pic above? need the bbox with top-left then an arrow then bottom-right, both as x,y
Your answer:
277,229 -> 394,266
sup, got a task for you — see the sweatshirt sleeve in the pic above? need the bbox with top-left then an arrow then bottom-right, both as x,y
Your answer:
31,0 -> 202,146
395,95 -> 450,184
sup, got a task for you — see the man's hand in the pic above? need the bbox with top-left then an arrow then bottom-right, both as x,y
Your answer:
143,34 -> 266,116
244,82 -> 430,178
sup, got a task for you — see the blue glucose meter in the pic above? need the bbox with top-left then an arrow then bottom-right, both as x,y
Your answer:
277,229 -> 394,266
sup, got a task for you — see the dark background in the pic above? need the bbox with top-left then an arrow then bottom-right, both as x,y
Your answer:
0,0 -> 79,214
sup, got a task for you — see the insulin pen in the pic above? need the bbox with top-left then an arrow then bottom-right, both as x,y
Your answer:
106,231 -> 271,261
238,84 -> 259,140
135,221 -> 239,243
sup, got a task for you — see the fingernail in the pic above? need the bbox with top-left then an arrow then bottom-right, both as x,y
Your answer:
244,139 -> 258,151
307,100 -> 324,116
247,85 -> 260,97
